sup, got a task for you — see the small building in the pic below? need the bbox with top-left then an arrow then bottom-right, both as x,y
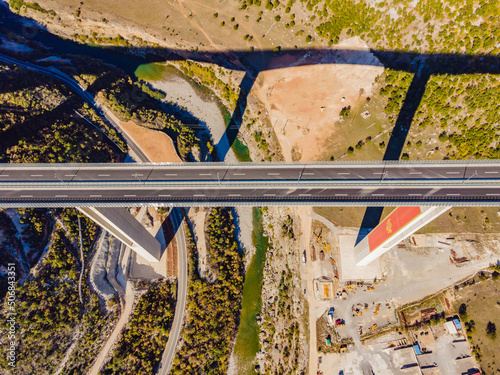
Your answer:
413,343 -> 422,356
392,346 -> 419,373
445,321 -> 458,335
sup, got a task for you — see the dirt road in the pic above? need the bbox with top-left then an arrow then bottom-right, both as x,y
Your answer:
88,280 -> 135,375
297,206 -> 318,375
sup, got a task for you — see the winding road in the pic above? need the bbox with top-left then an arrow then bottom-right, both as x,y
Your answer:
157,208 -> 188,375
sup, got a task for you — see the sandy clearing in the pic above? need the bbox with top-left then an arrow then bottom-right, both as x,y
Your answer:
190,209 -> 209,279
252,37 -> 384,161
233,206 -> 255,268
118,120 -> 181,162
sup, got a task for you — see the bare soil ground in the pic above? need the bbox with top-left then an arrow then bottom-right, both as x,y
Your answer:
119,120 -> 181,162
189,208 -> 210,280
27,0 -> 322,51
252,37 -> 384,161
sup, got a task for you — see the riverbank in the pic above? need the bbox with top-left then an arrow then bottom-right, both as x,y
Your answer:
135,62 -> 252,162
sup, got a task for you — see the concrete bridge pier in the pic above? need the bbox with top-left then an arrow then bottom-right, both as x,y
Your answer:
354,206 -> 451,266
78,207 -> 162,262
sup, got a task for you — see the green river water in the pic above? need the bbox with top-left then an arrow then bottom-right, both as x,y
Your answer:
233,207 -> 269,374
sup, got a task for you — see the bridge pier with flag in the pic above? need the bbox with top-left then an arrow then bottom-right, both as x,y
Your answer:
354,206 -> 451,266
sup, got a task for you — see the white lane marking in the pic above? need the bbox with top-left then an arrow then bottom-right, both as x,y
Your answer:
446,172 -> 460,174
486,194 -> 500,196
409,172 -> 422,175
335,194 -> 348,196
264,193 -> 276,196
124,194 -> 136,197
447,193 -> 460,196
193,194 -> 205,197
55,195 -> 68,197
0,175 -> 9,177
165,173 -> 178,176
267,173 -> 280,175
337,172 -> 350,175
299,194 -> 312,196
228,194 -> 241,197
64,174 -> 76,177
31,174 -> 43,177
232,173 -> 246,176
302,172 -> 315,175
132,173 -> 144,176
372,194 -> 385,196
98,174 -> 110,177
90,194 -> 102,197
20,195 -> 33,198
159,194 -> 171,197
485,171 -> 499,174
409,193 -> 422,196
199,173 -> 212,176
373,172 -> 384,174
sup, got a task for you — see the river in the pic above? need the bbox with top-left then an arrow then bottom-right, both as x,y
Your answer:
232,207 -> 269,374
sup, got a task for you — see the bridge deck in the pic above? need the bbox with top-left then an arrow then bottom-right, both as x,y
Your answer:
1,162 -> 500,207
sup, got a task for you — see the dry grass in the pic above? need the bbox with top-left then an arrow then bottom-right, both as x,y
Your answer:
313,206 -> 500,234
454,277 -> 500,375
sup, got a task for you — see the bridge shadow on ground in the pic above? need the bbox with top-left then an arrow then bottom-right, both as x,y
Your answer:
2,5 -> 500,236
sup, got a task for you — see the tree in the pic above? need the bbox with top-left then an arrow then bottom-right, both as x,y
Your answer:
486,322 -> 496,339
459,303 -> 467,318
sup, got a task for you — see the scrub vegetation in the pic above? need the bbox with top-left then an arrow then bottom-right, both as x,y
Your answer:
171,208 -> 244,374
0,216 -> 115,374
407,73 -> 500,160
103,281 -> 177,374
100,76 -> 198,159
239,0 -> 500,55
0,64 -> 125,163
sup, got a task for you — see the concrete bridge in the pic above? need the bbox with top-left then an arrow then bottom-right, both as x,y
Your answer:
1,161 -> 500,264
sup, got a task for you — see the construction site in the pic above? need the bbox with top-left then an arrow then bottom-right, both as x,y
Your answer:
308,208 -> 500,375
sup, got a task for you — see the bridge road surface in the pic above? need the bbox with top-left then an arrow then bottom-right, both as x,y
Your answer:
1,161 -> 500,183
2,162 -> 500,206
